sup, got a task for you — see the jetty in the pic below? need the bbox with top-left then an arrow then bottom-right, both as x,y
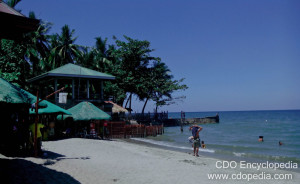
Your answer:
127,112 -> 219,127
162,115 -> 219,127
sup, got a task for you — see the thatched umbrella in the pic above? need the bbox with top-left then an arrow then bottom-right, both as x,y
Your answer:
29,100 -> 71,115
58,102 -> 111,121
0,78 -> 46,107
105,101 -> 128,114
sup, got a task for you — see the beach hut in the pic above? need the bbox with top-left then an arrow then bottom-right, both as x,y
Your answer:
0,77 -> 73,152
0,78 -> 48,155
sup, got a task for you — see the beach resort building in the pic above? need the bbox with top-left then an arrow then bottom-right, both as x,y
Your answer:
27,63 -> 116,112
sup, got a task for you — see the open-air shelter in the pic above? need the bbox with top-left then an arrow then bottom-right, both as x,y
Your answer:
27,63 -> 115,110
0,77 -> 72,154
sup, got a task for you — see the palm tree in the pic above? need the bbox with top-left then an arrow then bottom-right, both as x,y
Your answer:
90,37 -> 112,72
77,37 -> 113,72
24,11 -> 52,76
5,0 -> 21,8
151,61 -> 188,113
49,25 -> 83,68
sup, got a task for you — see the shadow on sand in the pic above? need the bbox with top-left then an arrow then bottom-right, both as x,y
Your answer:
0,158 -> 81,184
42,150 -> 90,166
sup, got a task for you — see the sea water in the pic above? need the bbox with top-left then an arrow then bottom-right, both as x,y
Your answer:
132,110 -> 300,164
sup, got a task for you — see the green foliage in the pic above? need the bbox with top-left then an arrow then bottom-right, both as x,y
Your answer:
149,62 -> 188,112
23,15 -> 52,77
101,36 -> 188,112
0,39 -> 28,88
109,36 -> 161,106
5,0 -> 22,8
48,25 -> 83,69
1,2 -> 188,112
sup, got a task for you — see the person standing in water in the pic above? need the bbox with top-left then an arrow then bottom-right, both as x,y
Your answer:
189,125 -> 203,157
201,141 -> 206,149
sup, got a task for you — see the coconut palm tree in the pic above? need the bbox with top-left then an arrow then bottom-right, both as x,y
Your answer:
24,11 -> 52,76
49,25 -> 83,68
5,0 -> 21,8
88,37 -> 112,72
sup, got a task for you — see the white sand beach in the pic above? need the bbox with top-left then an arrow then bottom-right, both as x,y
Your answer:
0,138 -> 299,184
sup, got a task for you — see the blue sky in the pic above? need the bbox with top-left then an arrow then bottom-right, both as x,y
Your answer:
17,0 -> 300,112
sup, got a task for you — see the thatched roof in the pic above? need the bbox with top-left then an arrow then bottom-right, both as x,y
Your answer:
58,102 -> 111,121
105,101 -> 128,113
0,1 -> 40,40
29,100 -> 71,115
0,78 -> 46,107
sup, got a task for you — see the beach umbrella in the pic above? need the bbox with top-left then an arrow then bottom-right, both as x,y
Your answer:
0,78 -> 47,107
57,101 -> 111,121
29,100 -> 71,115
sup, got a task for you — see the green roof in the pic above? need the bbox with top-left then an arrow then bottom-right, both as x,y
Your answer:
57,101 -> 111,121
0,77 -> 46,107
29,100 -> 71,115
27,63 -> 115,82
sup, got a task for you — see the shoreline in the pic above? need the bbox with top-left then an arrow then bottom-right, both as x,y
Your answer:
122,138 -> 300,173
1,138 -> 299,184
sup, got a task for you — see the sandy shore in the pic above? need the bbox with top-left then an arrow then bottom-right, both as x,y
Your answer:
0,138 -> 299,184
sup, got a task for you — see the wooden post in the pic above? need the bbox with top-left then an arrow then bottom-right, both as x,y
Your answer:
110,122 -> 112,139
100,80 -> 103,100
34,91 -> 39,157
72,79 -> 75,100
33,87 -> 65,157
87,80 -> 90,99
54,79 -> 57,103
78,79 -> 80,100
180,111 -> 183,132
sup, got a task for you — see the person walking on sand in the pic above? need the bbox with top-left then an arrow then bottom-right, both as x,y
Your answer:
189,125 -> 203,157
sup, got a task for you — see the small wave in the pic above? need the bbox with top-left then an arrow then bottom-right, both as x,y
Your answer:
131,138 -> 215,153
233,152 -> 246,157
200,148 -> 215,153
215,149 -> 300,164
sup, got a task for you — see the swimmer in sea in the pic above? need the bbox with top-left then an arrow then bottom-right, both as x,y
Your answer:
201,141 -> 206,149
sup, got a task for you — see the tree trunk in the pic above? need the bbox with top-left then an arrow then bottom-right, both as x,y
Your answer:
129,93 -> 132,116
124,93 -> 130,108
141,97 -> 149,115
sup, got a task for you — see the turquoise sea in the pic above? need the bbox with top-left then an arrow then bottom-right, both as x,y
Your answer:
132,110 -> 300,164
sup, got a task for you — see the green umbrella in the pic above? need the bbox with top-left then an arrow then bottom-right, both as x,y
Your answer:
29,100 -> 71,115
57,101 -> 111,121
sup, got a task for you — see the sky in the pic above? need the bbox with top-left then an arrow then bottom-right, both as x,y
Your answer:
16,0 -> 300,112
